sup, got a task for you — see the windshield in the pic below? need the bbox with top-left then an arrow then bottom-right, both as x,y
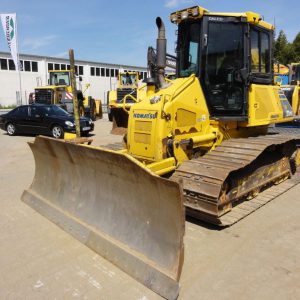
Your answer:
177,22 -> 201,77
41,105 -> 69,116
120,73 -> 137,85
50,72 -> 70,86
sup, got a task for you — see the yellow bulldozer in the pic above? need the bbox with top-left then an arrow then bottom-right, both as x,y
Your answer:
22,6 -> 300,299
33,70 -> 103,120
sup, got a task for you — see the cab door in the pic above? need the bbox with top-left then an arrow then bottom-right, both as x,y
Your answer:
200,16 -> 248,118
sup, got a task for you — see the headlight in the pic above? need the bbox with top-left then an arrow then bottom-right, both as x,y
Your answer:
170,13 -> 178,23
65,120 -> 74,127
181,11 -> 189,20
191,7 -> 199,16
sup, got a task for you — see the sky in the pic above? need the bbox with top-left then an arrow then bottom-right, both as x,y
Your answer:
0,0 -> 299,67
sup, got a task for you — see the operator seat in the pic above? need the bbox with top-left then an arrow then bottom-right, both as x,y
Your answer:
58,79 -> 66,85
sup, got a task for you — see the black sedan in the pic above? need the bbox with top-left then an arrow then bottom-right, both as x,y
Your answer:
0,104 -> 94,139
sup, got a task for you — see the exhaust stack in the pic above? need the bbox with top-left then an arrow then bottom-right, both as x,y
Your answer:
156,17 -> 169,89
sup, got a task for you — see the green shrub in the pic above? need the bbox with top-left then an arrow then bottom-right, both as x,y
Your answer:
0,104 -> 17,109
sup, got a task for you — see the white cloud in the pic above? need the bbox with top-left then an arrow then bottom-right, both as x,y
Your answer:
164,0 -> 193,8
22,34 -> 58,50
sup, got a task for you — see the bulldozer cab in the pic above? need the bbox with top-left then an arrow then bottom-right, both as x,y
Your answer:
174,8 -> 273,119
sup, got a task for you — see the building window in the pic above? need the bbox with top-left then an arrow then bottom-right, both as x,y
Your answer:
48,63 -> 53,71
96,67 -> 100,76
54,63 -> 60,70
8,59 -> 16,71
101,68 -> 105,77
91,67 -> 95,76
74,65 -> 78,74
24,60 -> 31,72
110,69 -> 114,77
115,69 -> 119,77
60,64 -> 66,70
67,64 -> 70,70
144,72 -> 147,79
0,58 -> 8,70
31,61 -> 38,72
79,66 -> 83,75
105,68 -> 110,77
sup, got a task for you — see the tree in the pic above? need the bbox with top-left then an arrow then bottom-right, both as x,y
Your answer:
274,30 -> 288,62
283,44 -> 297,65
292,32 -> 300,61
274,30 -> 299,64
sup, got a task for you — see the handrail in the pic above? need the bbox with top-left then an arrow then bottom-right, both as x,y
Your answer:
122,93 -> 137,114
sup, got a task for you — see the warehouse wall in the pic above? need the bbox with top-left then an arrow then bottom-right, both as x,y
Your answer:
0,51 -> 147,107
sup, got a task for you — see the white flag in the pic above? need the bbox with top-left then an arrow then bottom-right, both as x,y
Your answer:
1,14 -> 21,71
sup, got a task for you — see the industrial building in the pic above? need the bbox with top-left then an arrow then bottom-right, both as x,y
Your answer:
0,51 -> 148,107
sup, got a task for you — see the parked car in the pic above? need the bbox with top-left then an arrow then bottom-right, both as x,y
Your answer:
0,104 -> 94,138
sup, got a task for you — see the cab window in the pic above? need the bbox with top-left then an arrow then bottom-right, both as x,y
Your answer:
250,30 -> 259,73
50,72 -> 70,86
177,22 -> 201,77
250,28 -> 271,74
120,73 -> 137,85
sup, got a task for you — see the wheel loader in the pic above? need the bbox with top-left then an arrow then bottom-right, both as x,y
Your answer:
107,71 -> 143,133
22,6 -> 300,300
33,70 -> 103,120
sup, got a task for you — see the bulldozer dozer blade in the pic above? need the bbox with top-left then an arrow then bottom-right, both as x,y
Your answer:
21,136 -> 184,300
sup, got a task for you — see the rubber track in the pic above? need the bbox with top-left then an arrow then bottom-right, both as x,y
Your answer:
171,133 -> 300,226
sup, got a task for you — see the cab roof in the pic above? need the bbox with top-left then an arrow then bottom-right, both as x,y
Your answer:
170,6 -> 274,31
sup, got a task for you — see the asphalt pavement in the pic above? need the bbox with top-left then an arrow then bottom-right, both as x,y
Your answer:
0,116 -> 299,299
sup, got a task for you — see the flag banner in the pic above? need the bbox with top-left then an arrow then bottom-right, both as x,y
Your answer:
1,14 -> 21,70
